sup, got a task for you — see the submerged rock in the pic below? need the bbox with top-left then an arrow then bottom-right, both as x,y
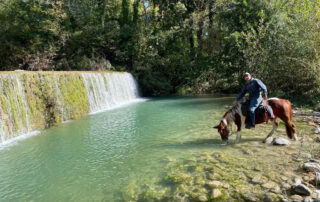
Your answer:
272,137 -> 290,146
262,181 -> 278,189
304,162 -> 320,172
211,189 -> 222,199
207,181 -> 222,188
197,195 -> 208,202
251,176 -> 265,184
294,184 -> 312,196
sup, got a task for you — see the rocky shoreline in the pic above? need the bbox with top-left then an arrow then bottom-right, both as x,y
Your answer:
120,108 -> 320,202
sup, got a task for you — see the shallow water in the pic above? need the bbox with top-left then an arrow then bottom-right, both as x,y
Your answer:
0,96 -> 317,201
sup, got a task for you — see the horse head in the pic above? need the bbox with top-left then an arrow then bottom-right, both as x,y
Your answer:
213,119 -> 230,141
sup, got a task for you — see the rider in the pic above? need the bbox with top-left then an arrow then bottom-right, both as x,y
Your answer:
233,72 -> 269,129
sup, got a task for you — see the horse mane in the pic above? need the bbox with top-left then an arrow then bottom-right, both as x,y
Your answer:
222,103 -> 241,124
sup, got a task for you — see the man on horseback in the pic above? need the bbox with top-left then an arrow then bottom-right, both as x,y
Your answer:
233,72 -> 271,129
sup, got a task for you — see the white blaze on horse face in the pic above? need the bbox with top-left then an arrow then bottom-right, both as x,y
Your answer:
222,118 -> 227,126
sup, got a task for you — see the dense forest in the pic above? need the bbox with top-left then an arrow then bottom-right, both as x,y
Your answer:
0,0 -> 319,103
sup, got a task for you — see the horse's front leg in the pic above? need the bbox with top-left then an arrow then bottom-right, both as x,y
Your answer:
263,119 -> 278,143
235,120 -> 243,143
235,131 -> 242,143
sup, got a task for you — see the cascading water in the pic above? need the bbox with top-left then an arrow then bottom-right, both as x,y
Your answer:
0,71 -> 141,144
82,72 -> 140,114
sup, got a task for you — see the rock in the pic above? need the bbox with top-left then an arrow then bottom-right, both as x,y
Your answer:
282,183 -> 291,189
314,127 -> 320,134
317,136 -> 320,142
211,189 -> 222,199
222,184 -> 230,189
299,152 -> 312,159
208,173 -> 220,180
303,197 -> 313,202
280,199 -> 289,202
304,176 -> 310,181
281,176 -> 289,181
294,184 -> 312,196
262,181 -> 278,189
304,162 -> 320,172
207,181 -> 222,188
272,137 -> 290,146
315,190 -> 320,198
264,137 -> 274,144
271,186 -> 281,193
294,178 -> 302,185
198,195 -> 208,201
252,176 -> 265,184
291,194 -> 304,201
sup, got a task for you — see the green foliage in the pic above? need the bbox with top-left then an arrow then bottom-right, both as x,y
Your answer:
0,0 -> 320,107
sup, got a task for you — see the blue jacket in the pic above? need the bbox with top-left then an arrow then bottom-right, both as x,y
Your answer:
236,78 -> 267,101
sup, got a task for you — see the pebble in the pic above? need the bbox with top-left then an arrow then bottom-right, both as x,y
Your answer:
291,195 -> 304,201
317,136 -> 320,142
208,173 -> 220,180
207,181 -> 222,188
299,152 -> 312,159
198,195 -> 208,201
262,181 -> 278,189
294,178 -> 302,185
211,189 -> 222,199
314,127 -> 320,134
304,162 -> 320,172
252,176 -> 265,184
294,184 -> 312,196
272,137 -> 290,146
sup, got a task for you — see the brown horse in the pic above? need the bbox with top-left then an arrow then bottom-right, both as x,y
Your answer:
213,98 -> 297,143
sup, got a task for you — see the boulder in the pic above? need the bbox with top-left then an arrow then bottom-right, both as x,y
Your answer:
304,162 -> 320,172
294,184 -> 312,196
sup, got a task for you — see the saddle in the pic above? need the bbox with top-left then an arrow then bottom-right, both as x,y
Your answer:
241,100 -> 273,123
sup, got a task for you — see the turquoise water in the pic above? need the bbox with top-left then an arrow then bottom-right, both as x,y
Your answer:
0,96 -> 233,201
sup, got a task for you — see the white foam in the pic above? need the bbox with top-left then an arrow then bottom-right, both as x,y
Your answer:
88,98 -> 148,115
0,130 -> 41,150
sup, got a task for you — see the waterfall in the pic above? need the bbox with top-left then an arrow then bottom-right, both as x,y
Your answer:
82,72 -> 140,114
0,71 -> 142,144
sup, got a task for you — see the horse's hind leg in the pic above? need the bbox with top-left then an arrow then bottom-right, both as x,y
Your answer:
263,119 -> 278,143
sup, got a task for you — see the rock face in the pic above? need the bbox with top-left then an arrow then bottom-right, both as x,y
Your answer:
304,162 -> 320,172
294,184 -> 312,196
272,137 -> 290,146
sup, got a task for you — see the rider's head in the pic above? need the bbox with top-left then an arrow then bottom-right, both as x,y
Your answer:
244,72 -> 252,83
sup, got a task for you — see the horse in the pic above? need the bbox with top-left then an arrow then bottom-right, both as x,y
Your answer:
213,98 -> 297,143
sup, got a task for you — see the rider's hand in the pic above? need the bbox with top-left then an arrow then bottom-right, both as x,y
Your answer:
262,97 -> 268,106
233,100 -> 237,105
